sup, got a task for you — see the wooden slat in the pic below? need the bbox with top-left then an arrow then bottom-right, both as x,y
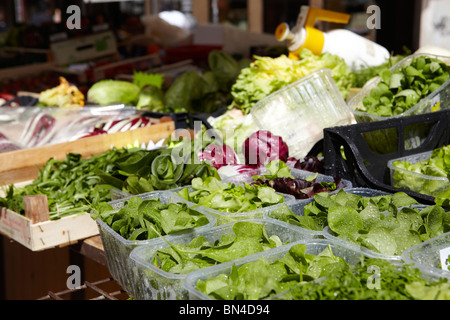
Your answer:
23,195 -> 50,224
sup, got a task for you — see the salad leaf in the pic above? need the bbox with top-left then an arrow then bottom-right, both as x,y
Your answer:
91,196 -> 210,240
152,221 -> 285,274
358,55 -> 450,117
177,176 -> 284,213
229,49 -> 354,114
300,190 -> 450,255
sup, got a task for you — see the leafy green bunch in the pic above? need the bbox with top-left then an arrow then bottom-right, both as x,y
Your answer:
197,243 -> 450,300
392,144 -> 450,196
0,151 -> 124,220
302,190 -> 450,256
360,55 -> 450,117
196,243 -> 348,300
91,196 -> 210,241
177,177 -> 284,213
152,221 -> 285,274
97,146 -> 220,195
229,49 -> 354,114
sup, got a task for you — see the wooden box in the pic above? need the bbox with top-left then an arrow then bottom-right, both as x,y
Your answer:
0,120 -> 175,251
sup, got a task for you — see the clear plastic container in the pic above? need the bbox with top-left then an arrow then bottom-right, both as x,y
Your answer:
170,185 -> 297,225
250,68 -> 353,160
96,191 -> 217,295
402,232 -> 450,281
183,238 -> 402,300
387,150 -> 450,197
127,219 -> 317,300
322,202 -> 442,261
349,53 -> 450,153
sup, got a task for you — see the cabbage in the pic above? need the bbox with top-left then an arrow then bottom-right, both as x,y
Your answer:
230,49 -> 354,114
87,80 -> 140,106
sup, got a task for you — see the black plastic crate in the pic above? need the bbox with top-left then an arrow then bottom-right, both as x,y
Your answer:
322,109 -> 450,205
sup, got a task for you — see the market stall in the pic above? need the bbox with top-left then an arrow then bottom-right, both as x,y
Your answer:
0,1 -> 449,303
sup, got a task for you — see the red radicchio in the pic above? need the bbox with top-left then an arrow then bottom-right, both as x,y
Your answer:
198,144 -> 238,169
242,130 -> 289,167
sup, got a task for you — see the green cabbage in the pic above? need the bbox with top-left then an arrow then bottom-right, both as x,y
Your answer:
87,80 -> 140,106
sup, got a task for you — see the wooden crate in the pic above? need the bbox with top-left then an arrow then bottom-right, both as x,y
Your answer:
0,200 -> 98,252
0,120 -> 175,186
0,120 -> 175,251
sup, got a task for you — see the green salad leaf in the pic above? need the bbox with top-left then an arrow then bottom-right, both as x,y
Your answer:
177,177 -> 284,213
392,144 -> 450,196
298,190 -> 450,255
152,221 -> 285,274
91,196 -> 210,240
229,49 -> 354,114
358,55 -> 450,116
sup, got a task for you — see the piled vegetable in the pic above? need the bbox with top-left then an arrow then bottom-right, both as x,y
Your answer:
152,221 -> 286,274
87,51 -> 249,114
195,243 -> 450,300
0,144 -> 220,220
391,144 -> 450,197
229,48 -> 354,114
90,196 -> 210,241
275,190 -> 450,256
251,160 -> 347,200
357,55 -> 450,117
177,177 -> 285,214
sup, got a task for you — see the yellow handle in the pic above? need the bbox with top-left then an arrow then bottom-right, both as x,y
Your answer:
304,8 -> 350,27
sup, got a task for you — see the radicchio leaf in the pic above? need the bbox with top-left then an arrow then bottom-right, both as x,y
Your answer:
198,144 -> 238,169
242,130 -> 289,167
19,113 -> 56,148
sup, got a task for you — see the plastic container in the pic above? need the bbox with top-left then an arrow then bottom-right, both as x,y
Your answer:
402,232 -> 450,281
183,238 -> 401,300
127,219 -> 316,300
171,184 -> 296,225
96,191 -> 217,295
349,53 -> 450,154
250,68 -> 353,160
322,201 -> 446,261
388,150 -> 450,197
322,109 -> 450,205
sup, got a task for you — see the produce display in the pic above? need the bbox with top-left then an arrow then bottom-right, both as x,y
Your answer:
192,243 -> 450,300
2,34 -> 450,302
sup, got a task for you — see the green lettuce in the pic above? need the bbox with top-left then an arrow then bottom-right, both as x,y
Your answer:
229,49 -> 354,114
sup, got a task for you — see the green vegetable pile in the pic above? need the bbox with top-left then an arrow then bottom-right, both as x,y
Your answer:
358,55 -> 450,117
97,145 -> 220,195
0,152 -> 119,220
87,51 -> 249,114
152,221 -> 285,274
391,144 -> 450,197
276,249 -> 450,300
91,196 -> 210,241
177,177 -> 285,214
229,48 -> 354,114
300,190 -> 450,256
196,243 -> 450,300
